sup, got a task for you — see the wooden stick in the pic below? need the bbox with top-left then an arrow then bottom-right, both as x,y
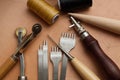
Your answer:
68,13 -> 120,34
0,57 -> 18,79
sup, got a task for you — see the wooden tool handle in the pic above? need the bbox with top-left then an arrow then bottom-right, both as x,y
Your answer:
71,57 -> 100,80
68,13 -> 120,34
82,34 -> 120,80
0,57 -> 18,79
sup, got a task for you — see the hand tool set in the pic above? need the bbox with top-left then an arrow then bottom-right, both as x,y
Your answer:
1,0 -> 120,80
0,24 -> 42,79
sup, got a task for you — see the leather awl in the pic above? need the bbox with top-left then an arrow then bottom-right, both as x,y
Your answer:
68,13 -> 120,34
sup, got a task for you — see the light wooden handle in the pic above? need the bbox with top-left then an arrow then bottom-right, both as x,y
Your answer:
68,13 -> 120,34
71,58 -> 100,80
0,57 -> 18,79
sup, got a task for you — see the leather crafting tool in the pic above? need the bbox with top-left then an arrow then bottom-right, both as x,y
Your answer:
69,16 -> 120,80
48,35 -> 100,80
0,24 -> 42,79
69,13 -> 120,34
15,27 -> 27,80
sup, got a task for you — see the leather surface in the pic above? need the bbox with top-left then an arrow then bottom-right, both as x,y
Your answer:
0,0 -> 120,80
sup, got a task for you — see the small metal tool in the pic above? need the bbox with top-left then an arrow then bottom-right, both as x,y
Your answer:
38,41 -> 48,80
15,27 -> 27,80
38,45 -> 43,80
42,41 -> 48,80
50,47 -> 62,80
0,24 -> 42,79
69,16 -> 120,80
60,33 -> 76,80
48,35 -> 100,80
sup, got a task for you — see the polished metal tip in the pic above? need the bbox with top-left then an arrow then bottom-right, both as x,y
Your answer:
15,27 -> 27,37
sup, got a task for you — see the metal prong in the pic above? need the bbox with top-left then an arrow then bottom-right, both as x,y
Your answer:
69,24 -> 75,28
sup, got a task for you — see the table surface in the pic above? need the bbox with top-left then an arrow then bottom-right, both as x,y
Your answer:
0,0 -> 120,80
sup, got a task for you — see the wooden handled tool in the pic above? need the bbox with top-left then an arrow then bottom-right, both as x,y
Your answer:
48,35 -> 100,80
0,57 -> 18,79
69,16 -> 120,80
68,13 -> 120,34
0,24 -> 42,79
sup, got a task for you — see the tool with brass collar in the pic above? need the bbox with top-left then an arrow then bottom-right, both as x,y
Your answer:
0,24 -> 42,79
69,16 -> 120,80
48,35 -> 100,80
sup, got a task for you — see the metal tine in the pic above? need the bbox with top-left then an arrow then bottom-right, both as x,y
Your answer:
54,47 -> 56,52
56,47 -> 59,52
39,45 -> 43,50
64,33 -> 67,38
43,40 -> 47,45
66,33 -> 69,38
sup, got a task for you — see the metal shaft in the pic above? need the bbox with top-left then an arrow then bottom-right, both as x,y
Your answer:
16,28 -> 27,80
18,32 -> 25,76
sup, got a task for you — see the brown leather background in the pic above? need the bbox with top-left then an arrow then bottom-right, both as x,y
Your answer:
0,0 -> 120,80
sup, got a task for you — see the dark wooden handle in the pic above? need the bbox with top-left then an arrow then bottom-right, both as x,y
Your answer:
82,34 -> 120,80
0,57 -> 18,79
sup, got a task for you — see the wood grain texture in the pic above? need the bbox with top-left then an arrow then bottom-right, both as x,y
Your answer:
0,57 -> 17,79
71,58 -> 100,80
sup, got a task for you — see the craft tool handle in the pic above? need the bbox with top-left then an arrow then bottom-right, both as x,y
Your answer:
82,34 -> 120,80
18,76 -> 27,80
71,57 -> 100,80
0,56 -> 18,79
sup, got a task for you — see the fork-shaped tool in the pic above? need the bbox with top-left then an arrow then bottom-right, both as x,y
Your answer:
50,47 -> 62,80
38,40 -> 48,80
60,33 -> 75,80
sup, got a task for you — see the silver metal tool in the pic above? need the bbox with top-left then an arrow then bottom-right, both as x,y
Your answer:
38,40 -> 48,80
48,35 -> 100,80
38,45 -> 43,80
15,27 -> 27,80
60,33 -> 76,80
50,47 -> 62,80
